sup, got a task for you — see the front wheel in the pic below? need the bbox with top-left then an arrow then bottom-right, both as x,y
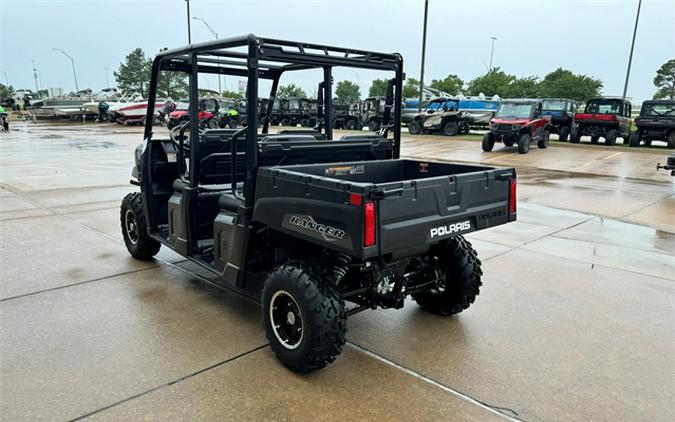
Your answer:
518,133 -> 531,154
481,132 -> 495,151
345,118 -> 357,130
559,126 -> 570,142
442,121 -> 459,136
262,261 -> 346,372
570,127 -> 581,143
408,120 -> 423,135
368,119 -> 380,132
412,236 -> 482,316
537,130 -> 550,149
629,131 -> 641,147
120,193 -> 161,260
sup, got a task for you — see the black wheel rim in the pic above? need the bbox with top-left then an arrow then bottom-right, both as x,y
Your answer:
124,209 -> 139,244
270,290 -> 303,350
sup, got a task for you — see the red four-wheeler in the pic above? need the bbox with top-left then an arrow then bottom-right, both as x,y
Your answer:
167,97 -> 220,130
120,35 -> 518,372
571,97 -> 632,145
482,99 -> 552,154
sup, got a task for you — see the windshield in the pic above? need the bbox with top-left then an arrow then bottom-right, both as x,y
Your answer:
585,99 -> 622,114
495,103 -> 534,120
542,100 -> 567,111
641,102 -> 675,117
426,100 -> 458,112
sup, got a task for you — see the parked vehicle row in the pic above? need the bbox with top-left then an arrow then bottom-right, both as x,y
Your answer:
479,97 -> 674,154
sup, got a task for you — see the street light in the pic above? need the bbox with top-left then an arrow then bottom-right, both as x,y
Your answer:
53,48 -> 79,92
622,0 -> 642,101
193,16 -> 222,93
185,0 -> 192,43
417,0 -> 429,113
488,36 -> 497,71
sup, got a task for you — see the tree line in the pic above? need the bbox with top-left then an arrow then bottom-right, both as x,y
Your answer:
2,52 -> 673,104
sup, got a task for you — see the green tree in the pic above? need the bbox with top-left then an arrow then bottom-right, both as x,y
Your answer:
0,83 -> 15,100
335,80 -> 361,101
114,48 -> 151,96
466,68 -> 515,97
155,48 -> 188,99
538,68 -> 602,102
653,59 -> 675,99
429,74 -> 464,95
368,78 -> 388,97
508,76 -> 540,98
36,89 -> 49,99
221,90 -> 244,99
277,83 -> 307,98
403,77 -> 419,98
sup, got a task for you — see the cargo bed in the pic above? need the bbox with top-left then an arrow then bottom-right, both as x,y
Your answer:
253,159 -> 517,259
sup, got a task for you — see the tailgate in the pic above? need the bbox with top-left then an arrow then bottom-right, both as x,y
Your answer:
375,167 -> 515,258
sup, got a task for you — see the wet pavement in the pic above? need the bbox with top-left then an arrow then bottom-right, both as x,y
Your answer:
1,122 -> 673,421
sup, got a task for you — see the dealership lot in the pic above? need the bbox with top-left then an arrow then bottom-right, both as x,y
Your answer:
1,122 -> 673,421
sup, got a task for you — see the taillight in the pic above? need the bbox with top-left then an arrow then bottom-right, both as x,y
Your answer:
364,202 -> 376,247
597,114 -> 617,122
509,179 -> 517,215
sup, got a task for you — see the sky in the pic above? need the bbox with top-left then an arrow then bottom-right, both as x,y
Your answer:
1,0 -> 673,102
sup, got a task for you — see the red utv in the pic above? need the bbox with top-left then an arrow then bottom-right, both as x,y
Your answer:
571,97 -> 632,145
482,99 -> 552,154
167,97 -> 220,130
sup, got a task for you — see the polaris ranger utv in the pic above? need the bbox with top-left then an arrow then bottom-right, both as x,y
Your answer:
482,99 -> 551,154
630,100 -> 675,148
408,97 -> 467,136
541,98 -> 576,141
120,35 -> 517,372
572,97 -> 632,145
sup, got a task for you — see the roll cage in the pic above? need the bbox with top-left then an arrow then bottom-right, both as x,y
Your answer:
142,34 -> 403,202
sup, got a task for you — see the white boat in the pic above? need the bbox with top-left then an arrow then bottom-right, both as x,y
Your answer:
116,98 -> 165,124
81,88 -> 122,115
29,97 -> 89,118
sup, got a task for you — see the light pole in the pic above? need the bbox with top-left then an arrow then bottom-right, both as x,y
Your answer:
53,48 -> 79,92
185,0 -> 192,44
488,36 -> 497,71
0,70 -> 8,86
417,0 -> 429,113
193,16 -> 222,93
622,0 -> 642,101
32,60 -> 40,94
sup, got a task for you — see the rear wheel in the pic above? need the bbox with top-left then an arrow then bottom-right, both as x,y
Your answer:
409,120 -> 423,135
368,119 -> 380,132
442,121 -> 459,136
590,136 -> 599,144
412,236 -> 482,316
345,118 -> 357,130
537,130 -> 550,149
559,126 -> 570,142
605,129 -> 617,146
570,127 -> 581,143
459,121 -> 471,134
207,118 -> 218,129
280,118 -> 290,126
262,261 -> 346,372
517,133 -> 531,154
629,131 -> 641,147
120,193 -> 161,260
668,132 -> 675,149
228,119 -> 238,129
481,132 -> 495,151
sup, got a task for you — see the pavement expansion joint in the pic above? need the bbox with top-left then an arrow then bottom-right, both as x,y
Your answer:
347,341 -> 522,421
67,344 -> 270,422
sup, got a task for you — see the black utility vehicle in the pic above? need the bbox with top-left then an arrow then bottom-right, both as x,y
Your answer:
541,98 -> 576,141
332,98 -> 360,130
358,96 -> 389,131
630,100 -> 675,148
572,97 -> 632,145
120,35 -> 517,372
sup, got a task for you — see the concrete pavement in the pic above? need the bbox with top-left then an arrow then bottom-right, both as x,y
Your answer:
1,122 -> 673,421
